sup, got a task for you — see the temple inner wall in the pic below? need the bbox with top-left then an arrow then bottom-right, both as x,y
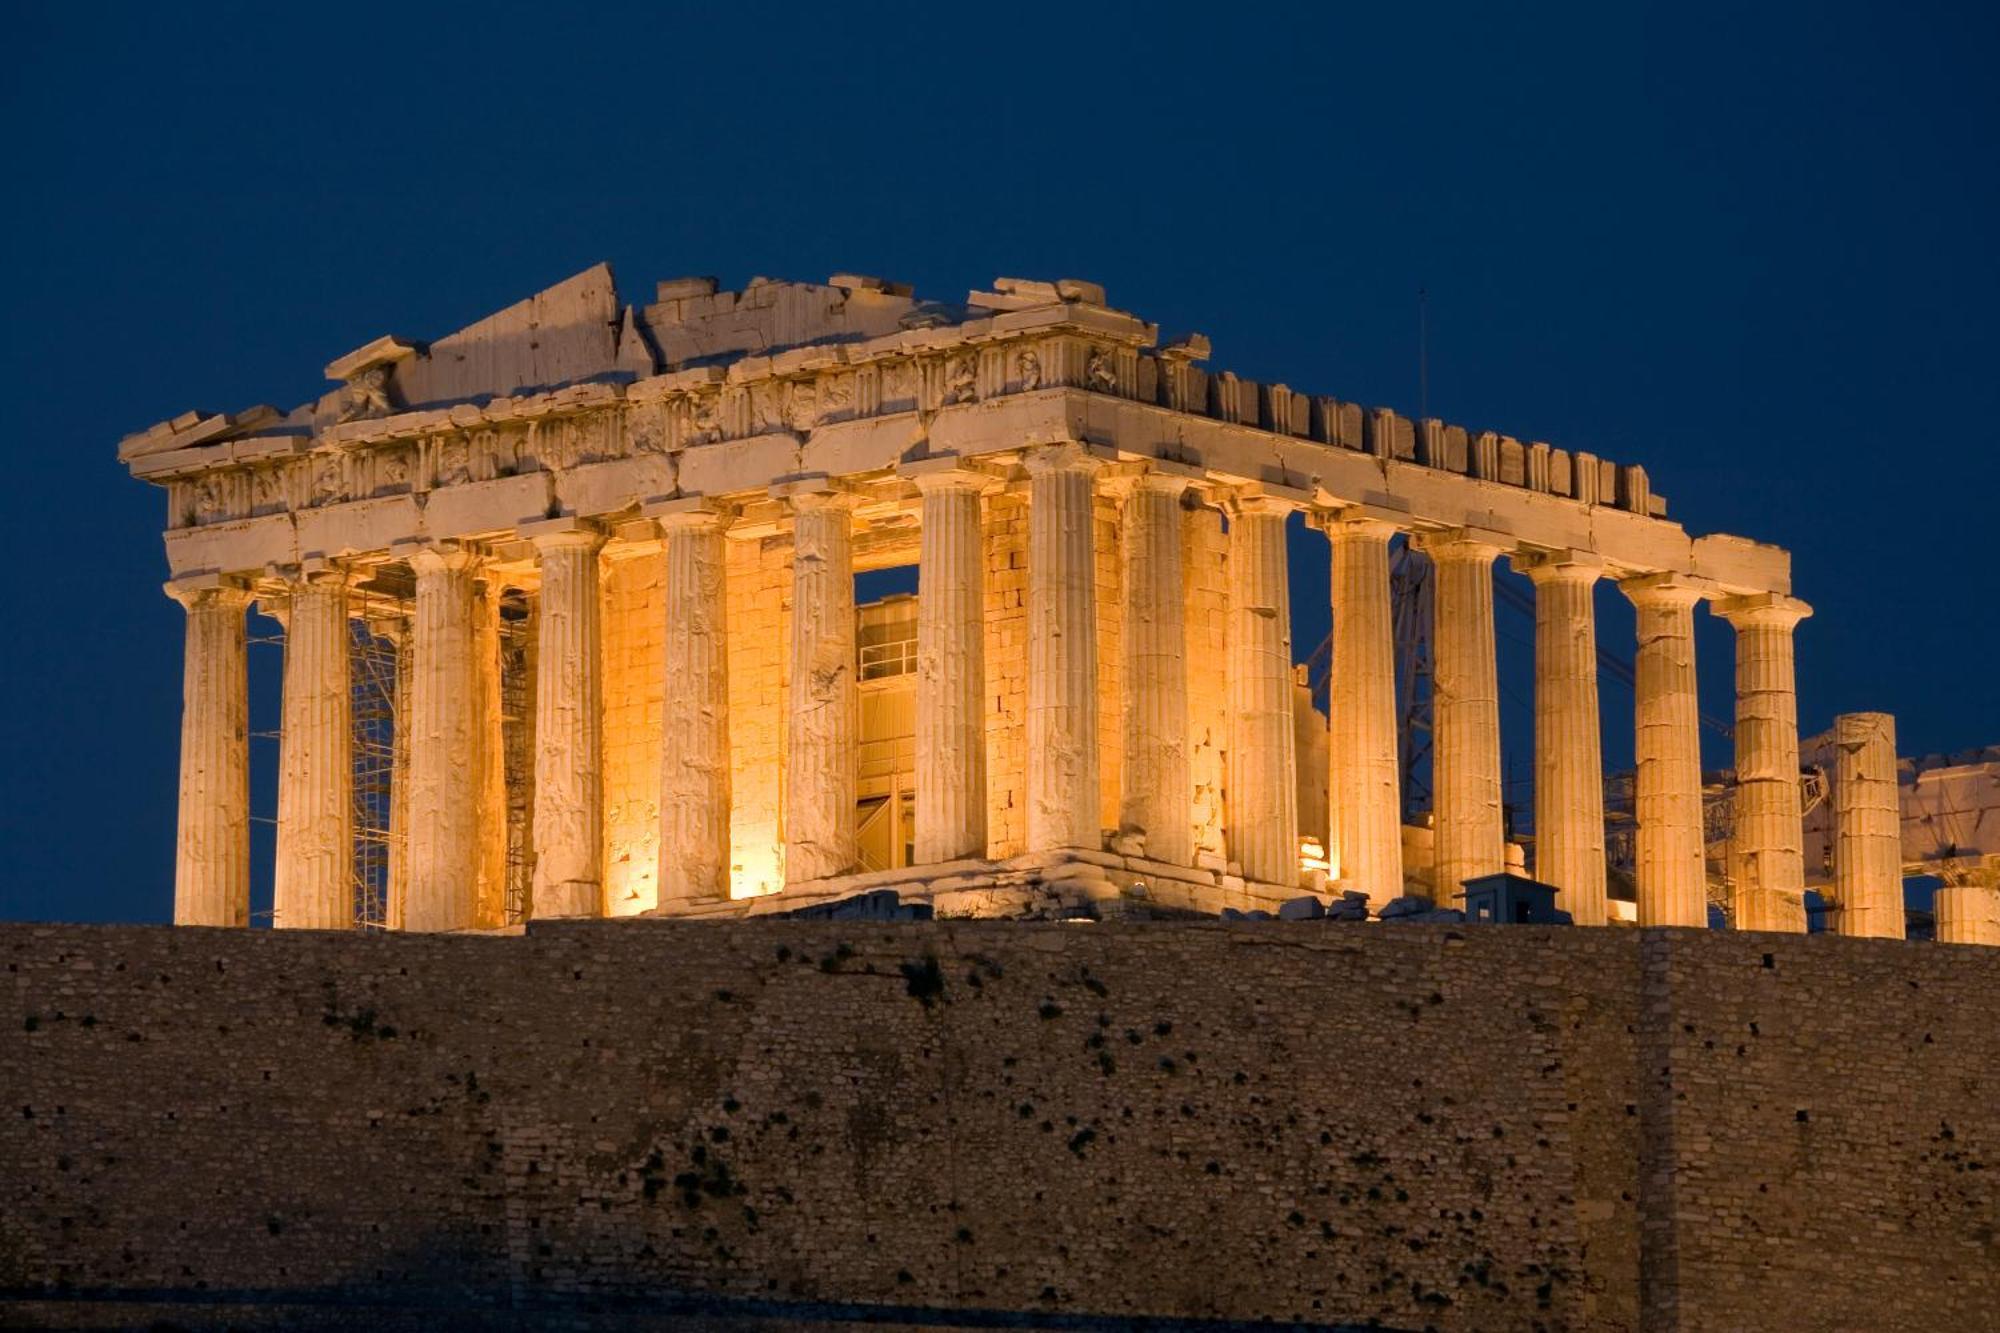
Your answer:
725,533 -> 791,898
600,543 -> 665,915
982,491 -> 1029,859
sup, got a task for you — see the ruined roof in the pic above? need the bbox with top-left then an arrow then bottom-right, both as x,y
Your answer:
118,266 -> 1147,462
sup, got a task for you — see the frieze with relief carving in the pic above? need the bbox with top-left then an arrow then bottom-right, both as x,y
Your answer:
945,356 -> 978,405
137,318 -> 1173,530
334,364 -> 396,424
1015,348 -> 1041,391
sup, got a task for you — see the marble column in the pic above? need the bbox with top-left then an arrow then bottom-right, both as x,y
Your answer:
1524,555 -> 1607,925
1024,444 -> 1103,853
1832,710 -> 1904,939
1622,574 -> 1708,928
654,501 -> 732,905
912,466 -> 988,864
1119,470 -> 1192,866
1226,492 -> 1299,886
527,521 -> 606,918
785,489 -> 858,882
1933,874 -> 2000,947
167,577 -> 253,927
1326,516 -> 1404,907
1427,532 -> 1507,899
404,543 -> 483,931
473,582 -> 508,928
1716,593 -> 1812,933
274,566 -> 353,930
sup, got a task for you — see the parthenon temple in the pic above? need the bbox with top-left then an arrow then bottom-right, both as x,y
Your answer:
119,266 -> 2000,945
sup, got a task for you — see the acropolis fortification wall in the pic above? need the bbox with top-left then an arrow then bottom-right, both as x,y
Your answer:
4,921 -> 1994,1331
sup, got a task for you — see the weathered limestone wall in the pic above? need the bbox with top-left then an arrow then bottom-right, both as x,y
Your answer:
1628,932 -> 1997,1331
726,535 -> 791,897
601,546 -> 666,915
4,923 -> 1993,1332
981,491 -> 1028,859
1294,671 -> 1329,849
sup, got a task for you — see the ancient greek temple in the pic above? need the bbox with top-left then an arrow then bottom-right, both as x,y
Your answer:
118,267 -> 1999,944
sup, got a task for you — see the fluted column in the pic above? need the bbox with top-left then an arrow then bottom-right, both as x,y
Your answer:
1933,873 -> 2000,947
527,521 -> 606,918
274,566 -> 353,930
404,543 -> 483,931
1118,470 -> 1192,865
785,488 -> 859,882
654,501 -> 733,906
1832,711 -> 1904,939
1716,593 -> 1812,933
1427,531 -> 1507,899
1622,574 -> 1709,928
911,465 -> 988,864
1024,444 -> 1103,853
167,577 -> 253,927
1327,516 -> 1404,906
1225,492 -> 1299,885
472,582 -> 507,928
1523,554 -> 1607,925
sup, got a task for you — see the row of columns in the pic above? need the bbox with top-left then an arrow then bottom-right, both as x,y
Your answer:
169,447 -> 1876,940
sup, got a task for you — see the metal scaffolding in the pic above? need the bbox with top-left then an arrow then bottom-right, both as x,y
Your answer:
348,611 -> 403,931
499,590 -> 536,926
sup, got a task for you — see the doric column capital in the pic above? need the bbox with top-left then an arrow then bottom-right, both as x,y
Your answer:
1619,570 -> 1710,610
164,573 -> 253,613
1131,467 -> 1194,499
771,474 -> 861,514
296,557 -> 362,591
1415,527 -> 1509,564
1020,441 -> 1106,477
1318,511 -> 1402,543
1098,461 -> 1195,504
643,494 -> 736,533
520,515 -> 609,556
900,454 -> 1000,494
1222,481 -> 1310,518
1713,591 -> 1812,631
1514,549 -> 1604,587
394,538 -> 485,576
260,558 -> 360,598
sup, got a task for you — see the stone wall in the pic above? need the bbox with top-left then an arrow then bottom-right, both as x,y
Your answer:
2,922 -> 1994,1332
982,492 -> 1028,859
600,546 -> 666,916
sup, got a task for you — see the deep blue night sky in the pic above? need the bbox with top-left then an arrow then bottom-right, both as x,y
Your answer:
3,3 -> 1994,924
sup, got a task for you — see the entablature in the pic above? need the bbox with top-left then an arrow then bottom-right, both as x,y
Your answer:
127,268 -> 1791,597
